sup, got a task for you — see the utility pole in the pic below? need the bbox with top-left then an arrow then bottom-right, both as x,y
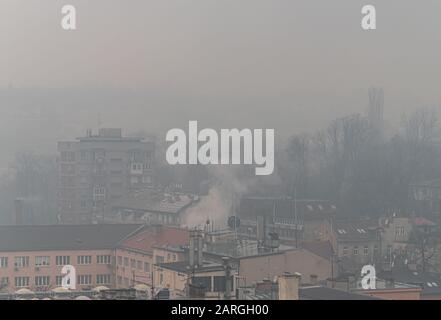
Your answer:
223,257 -> 231,300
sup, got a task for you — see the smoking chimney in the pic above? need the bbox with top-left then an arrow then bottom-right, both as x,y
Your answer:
189,230 -> 203,268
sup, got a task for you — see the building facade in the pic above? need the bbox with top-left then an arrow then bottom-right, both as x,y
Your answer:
0,224 -> 142,294
57,128 -> 155,224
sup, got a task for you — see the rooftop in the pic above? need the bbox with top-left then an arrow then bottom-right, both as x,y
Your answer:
333,219 -> 380,242
410,178 -> 441,188
379,268 -> 441,296
205,239 -> 295,259
112,189 -> 196,215
238,197 -> 337,221
77,128 -> 144,142
301,241 -> 334,261
156,261 -> 225,274
299,286 -> 381,300
118,225 -> 190,254
0,224 -> 143,252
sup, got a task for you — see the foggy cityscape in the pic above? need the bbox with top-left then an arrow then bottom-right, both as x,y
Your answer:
1,0 -> 441,304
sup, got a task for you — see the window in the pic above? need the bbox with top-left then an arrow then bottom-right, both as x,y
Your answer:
192,276 -> 211,292
124,257 -> 129,267
96,274 -> 111,285
14,256 -> 29,268
137,260 -> 142,270
387,245 -> 393,256
124,277 -> 129,287
143,162 -> 151,170
117,256 -> 122,266
15,277 -> 29,288
214,276 -> 233,292
395,226 -> 405,239
167,254 -> 171,261
93,186 -> 106,201
117,276 -> 122,285
56,256 -> 70,266
144,262 -> 150,272
35,256 -> 50,267
353,247 -> 359,255
0,257 -> 7,268
61,151 -> 75,162
156,256 -> 164,264
77,275 -> 92,285
55,276 -> 63,286
0,277 -> 8,286
35,276 -> 50,286
364,246 -> 369,256
97,255 -> 111,264
342,247 -> 348,256
131,259 -> 136,269
77,255 -> 92,265
374,245 -> 379,256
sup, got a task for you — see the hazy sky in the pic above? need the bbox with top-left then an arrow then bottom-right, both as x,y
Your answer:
2,0 -> 440,94
0,0 -> 441,158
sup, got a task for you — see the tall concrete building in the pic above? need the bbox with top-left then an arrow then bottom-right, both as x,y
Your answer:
57,128 -> 155,224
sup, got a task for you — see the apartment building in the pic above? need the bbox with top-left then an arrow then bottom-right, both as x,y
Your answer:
57,128 -> 155,224
0,224 -> 142,293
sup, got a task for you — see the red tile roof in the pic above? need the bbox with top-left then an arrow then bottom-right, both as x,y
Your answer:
413,217 -> 435,226
118,225 -> 189,254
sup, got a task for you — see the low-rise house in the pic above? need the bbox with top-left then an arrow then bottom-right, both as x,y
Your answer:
379,215 -> 413,259
333,219 -> 381,273
379,267 -> 441,300
114,224 -> 189,289
153,261 -> 235,299
203,235 -> 333,287
237,197 -> 336,245
352,278 -> 422,300
109,189 -> 197,226
409,179 -> 441,221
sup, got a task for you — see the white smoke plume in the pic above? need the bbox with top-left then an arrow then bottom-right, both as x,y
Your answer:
182,165 -> 282,229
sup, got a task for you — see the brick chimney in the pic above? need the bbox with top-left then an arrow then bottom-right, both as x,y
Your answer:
278,272 -> 301,300
310,274 -> 318,286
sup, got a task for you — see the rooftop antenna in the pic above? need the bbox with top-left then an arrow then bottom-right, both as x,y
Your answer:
294,185 -> 298,248
233,192 -> 238,242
